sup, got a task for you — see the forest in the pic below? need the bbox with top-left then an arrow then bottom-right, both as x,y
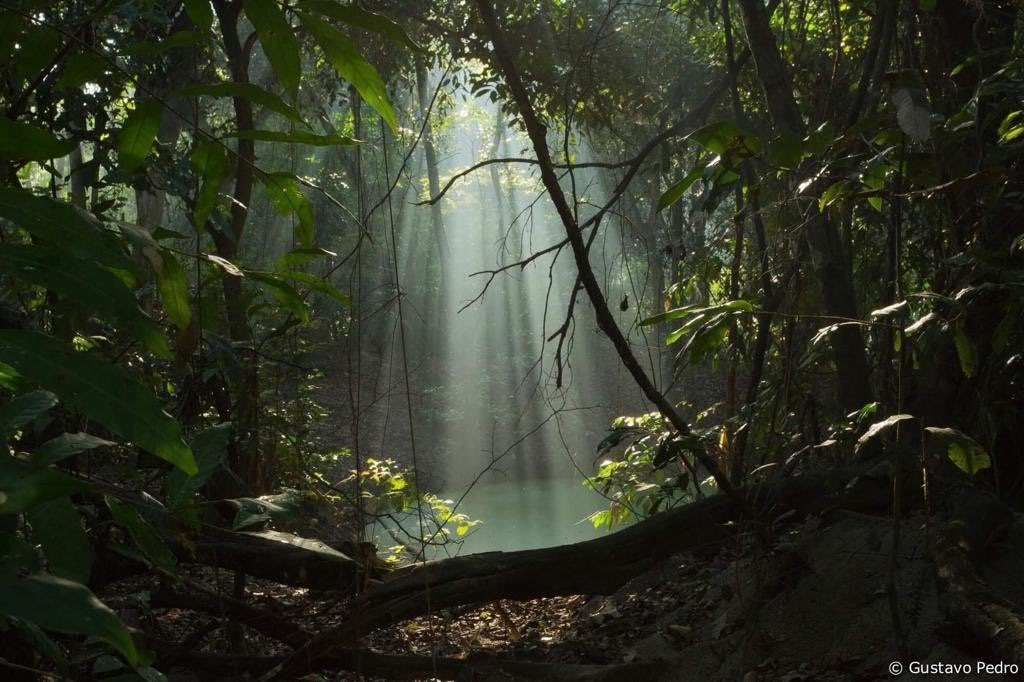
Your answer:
0,0 -> 1022,679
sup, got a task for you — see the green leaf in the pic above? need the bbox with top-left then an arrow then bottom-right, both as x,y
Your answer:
0,119 -> 75,161
226,489 -> 303,530
247,272 -> 310,322
686,121 -> 761,155
275,247 -> 336,270
297,0 -> 424,52
243,0 -> 302,100
174,83 -> 305,124
0,390 -> 57,434
299,12 -> 397,132
259,172 -> 314,247
32,433 -> 116,467
657,163 -> 706,212
818,180 -> 847,211
106,498 -> 177,573
277,270 -> 350,305
926,427 -> 991,475
0,187 -> 136,274
768,132 -> 804,169
0,567 -> 138,664
183,0 -> 214,32
228,129 -> 359,146
0,455 -> 88,514
119,99 -> 163,176
28,497 -> 92,583
190,140 -> 228,229
153,248 -> 192,332
167,423 -> 232,509
952,326 -> 977,378
0,331 -> 196,475
0,245 -> 170,358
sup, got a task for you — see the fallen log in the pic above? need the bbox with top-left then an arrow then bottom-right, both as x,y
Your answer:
267,460 -> 902,679
183,527 -> 369,591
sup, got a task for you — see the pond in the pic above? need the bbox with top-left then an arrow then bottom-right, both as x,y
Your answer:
368,476 -> 614,558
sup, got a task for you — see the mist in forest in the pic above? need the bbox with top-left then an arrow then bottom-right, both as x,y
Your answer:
363,94 -> 655,553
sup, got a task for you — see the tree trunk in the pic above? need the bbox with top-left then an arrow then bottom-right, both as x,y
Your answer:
735,0 -> 874,412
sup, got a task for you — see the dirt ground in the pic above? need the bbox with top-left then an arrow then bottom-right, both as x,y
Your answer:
133,507 -> 1024,681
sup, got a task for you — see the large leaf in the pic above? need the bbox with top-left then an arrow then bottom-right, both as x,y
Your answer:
0,331 -> 196,475
0,553 -> 138,664
0,119 -> 75,161
259,172 -> 314,246
32,432 -> 116,467
228,129 -> 359,146
106,497 -> 177,573
225,489 -> 304,530
167,423 -> 232,509
183,0 -> 214,32
0,187 -> 136,274
0,454 -> 87,514
174,83 -> 305,124
28,497 -> 92,583
190,139 -> 228,229
277,270 -> 350,305
0,389 -> 57,434
657,163 -> 706,212
686,121 -> 762,155
299,13 -> 397,132
243,0 -> 302,100
891,88 -> 931,142
153,248 -> 192,332
0,244 -> 170,358
297,0 -> 424,52
119,99 -> 163,176
247,272 -> 310,322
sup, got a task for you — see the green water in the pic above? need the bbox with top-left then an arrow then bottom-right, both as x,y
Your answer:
369,477 -> 610,557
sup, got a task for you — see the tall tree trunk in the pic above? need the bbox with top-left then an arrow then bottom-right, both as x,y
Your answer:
736,0 -> 874,412
210,0 -> 262,495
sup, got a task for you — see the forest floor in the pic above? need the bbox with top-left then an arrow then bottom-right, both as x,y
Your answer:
137,505 -> 1024,681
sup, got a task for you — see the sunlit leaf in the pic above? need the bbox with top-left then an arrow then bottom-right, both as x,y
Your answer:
297,0 -> 424,52
952,326 -> 977,378
891,88 -> 931,142
275,247 -> 336,270
657,163 -> 706,212
298,12 -> 397,131
0,331 -> 196,475
119,99 -> 163,176
247,272 -> 310,322
190,140 -> 228,229
686,121 -> 761,155
243,0 -> 302,100
153,249 -> 192,332
277,270 -> 350,305
259,172 -> 314,247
